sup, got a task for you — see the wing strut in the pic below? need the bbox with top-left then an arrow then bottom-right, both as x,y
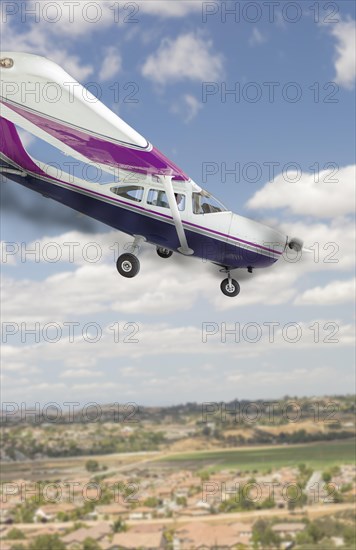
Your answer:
160,175 -> 194,256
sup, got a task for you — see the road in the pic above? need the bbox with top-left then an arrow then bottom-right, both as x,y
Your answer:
11,502 -> 355,532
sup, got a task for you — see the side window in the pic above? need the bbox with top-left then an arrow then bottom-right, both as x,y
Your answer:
192,192 -> 226,214
175,193 -> 186,211
147,189 -> 185,211
147,189 -> 168,208
110,185 -> 144,202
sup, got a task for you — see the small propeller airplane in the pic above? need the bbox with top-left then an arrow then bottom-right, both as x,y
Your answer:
0,52 -> 303,297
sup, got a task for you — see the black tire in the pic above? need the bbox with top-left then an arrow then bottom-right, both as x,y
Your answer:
220,278 -> 240,297
156,247 -> 173,259
116,253 -> 140,278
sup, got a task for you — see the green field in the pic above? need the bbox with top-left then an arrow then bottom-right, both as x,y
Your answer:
160,439 -> 356,472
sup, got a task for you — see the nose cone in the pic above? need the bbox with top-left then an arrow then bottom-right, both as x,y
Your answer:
228,214 -> 287,268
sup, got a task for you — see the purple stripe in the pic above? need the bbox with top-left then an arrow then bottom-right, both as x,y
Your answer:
1,100 -> 189,181
0,118 -> 49,175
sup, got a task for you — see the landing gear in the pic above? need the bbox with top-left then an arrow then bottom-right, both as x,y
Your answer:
116,253 -> 140,278
220,278 -> 240,297
220,268 -> 240,297
156,247 -> 173,259
116,235 -> 145,279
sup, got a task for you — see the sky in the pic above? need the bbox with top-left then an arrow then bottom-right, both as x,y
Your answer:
0,0 -> 355,409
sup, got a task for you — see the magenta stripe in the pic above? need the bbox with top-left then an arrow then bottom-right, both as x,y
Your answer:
1,99 -> 189,181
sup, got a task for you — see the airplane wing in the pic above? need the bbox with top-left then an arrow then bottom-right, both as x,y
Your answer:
0,52 -> 189,181
0,52 -> 196,255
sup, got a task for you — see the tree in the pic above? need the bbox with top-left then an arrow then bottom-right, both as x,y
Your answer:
6,528 -> 26,540
176,496 -> 187,506
113,518 -> 128,533
85,459 -> 99,472
322,471 -> 332,483
82,538 -> 102,550
144,496 -> 160,508
28,534 -> 66,550
252,519 -> 280,548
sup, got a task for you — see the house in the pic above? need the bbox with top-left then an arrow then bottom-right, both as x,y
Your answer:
95,503 -> 130,521
229,522 -> 253,537
128,506 -> 153,520
174,522 -> 250,549
271,523 -> 306,537
33,503 -> 76,522
103,530 -> 164,549
176,506 -> 211,517
61,522 -> 112,548
0,501 -> 16,524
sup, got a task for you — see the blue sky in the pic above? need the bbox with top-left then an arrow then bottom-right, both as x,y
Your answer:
0,1 -> 355,407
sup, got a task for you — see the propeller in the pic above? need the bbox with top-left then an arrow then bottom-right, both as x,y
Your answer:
288,237 -> 313,254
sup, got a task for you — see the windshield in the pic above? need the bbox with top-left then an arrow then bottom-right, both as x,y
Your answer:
192,191 -> 228,214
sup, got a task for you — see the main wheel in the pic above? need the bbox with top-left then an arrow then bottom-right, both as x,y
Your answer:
116,253 -> 140,278
220,278 -> 240,297
156,247 -> 173,259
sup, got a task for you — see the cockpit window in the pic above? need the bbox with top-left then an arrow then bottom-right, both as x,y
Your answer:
110,185 -> 144,202
192,191 -> 228,214
147,189 -> 185,211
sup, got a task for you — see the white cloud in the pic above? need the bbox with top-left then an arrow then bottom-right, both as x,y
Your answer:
60,368 -> 103,378
249,28 -> 267,46
227,365 -> 355,396
294,278 -> 356,306
1,16 -> 93,80
2,320 -> 354,377
26,1 -> 115,38
142,32 -> 224,85
136,1 -> 203,18
171,94 -> 203,122
99,47 -> 122,81
183,94 -> 203,121
329,19 -> 356,89
2,214 -> 355,326
246,165 -> 355,218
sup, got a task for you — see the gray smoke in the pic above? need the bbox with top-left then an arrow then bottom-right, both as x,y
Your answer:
1,177 -> 103,233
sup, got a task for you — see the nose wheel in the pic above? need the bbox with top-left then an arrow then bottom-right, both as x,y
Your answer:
220,268 -> 240,297
221,278 -> 240,297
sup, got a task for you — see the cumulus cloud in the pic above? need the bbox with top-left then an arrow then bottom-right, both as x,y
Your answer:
99,47 -> 122,81
183,94 -> 203,121
294,278 -> 356,306
171,94 -> 203,122
329,18 -> 356,89
246,165 -> 355,218
1,15 -> 94,80
142,32 -> 224,85
136,1 -> 203,18
60,368 -> 103,378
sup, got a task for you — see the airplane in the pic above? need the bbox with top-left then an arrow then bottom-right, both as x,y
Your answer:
0,52 -> 303,297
